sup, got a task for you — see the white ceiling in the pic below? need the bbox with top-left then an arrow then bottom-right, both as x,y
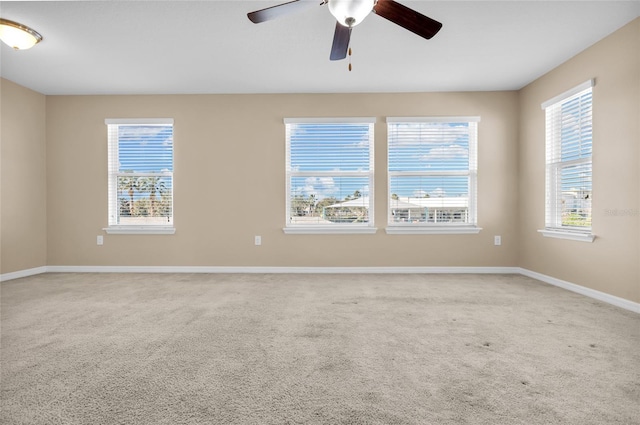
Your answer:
0,1 -> 638,95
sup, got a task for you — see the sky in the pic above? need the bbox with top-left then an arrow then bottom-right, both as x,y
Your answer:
558,90 -> 592,194
115,125 -> 174,200
114,121 -> 480,204
288,121 -> 474,202
118,125 -> 173,174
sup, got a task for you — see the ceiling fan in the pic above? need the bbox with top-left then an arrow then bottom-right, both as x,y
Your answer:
247,0 -> 443,61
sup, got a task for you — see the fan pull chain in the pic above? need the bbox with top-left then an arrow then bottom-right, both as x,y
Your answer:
348,47 -> 352,71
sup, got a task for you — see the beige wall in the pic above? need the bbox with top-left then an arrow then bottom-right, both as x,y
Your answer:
518,18 -> 640,302
0,78 -> 47,274
45,91 -> 519,268
2,18 -> 638,304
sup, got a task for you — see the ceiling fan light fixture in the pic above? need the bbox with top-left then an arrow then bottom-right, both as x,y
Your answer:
0,18 -> 43,50
328,0 -> 374,28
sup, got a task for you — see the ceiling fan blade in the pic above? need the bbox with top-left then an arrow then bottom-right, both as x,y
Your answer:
373,0 -> 442,40
330,22 -> 351,61
248,0 -> 317,24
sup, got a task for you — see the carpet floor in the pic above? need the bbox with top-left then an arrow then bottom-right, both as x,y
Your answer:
1,273 -> 639,424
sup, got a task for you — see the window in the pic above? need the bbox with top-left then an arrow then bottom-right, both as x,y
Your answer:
540,80 -> 594,242
105,118 -> 175,234
386,117 -> 480,234
284,118 -> 376,234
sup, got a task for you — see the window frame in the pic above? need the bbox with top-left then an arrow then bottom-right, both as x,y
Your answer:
385,116 -> 481,235
104,118 -> 175,235
283,117 -> 377,234
539,80 -> 595,243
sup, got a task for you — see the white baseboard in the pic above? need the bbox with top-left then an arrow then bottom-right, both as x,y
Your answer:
46,265 -> 520,274
518,268 -> 640,314
3,265 -> 637,313
0,266 -> 48,282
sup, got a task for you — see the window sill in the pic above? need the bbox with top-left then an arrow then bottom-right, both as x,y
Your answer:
538,229 -> 594,242
283,226 -> 378,235
386,225 -> 482,235
104,226 -> 176,235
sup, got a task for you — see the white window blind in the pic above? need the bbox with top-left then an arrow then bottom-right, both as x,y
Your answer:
387,117 -> 479,229
542,80 -> 593,235
106,119 -> 174,232
285,118 -> 375,232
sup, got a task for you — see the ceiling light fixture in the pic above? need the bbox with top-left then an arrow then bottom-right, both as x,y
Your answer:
328,0 -> 374,28
0,18 -> 43,50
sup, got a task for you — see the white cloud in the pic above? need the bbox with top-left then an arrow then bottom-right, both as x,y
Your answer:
430,188 -> 446,198
421,144 -> 468,161
390,122 -> 469,146
300,177 -> 338,199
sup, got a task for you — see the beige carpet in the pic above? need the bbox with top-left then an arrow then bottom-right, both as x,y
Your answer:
1,273 -> 639,424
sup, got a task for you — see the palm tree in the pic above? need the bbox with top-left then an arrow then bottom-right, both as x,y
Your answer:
139,176 -> 168,217
308,194 -> 316,215
117,175 -> 138,216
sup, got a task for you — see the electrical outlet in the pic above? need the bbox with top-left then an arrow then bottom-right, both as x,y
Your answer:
255,236 -> 261,246
97,235 -> 104,246
494,235 -> 501,246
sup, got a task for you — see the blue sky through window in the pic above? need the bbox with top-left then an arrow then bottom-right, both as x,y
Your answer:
118,125 -> 173,173
559,91 -> 592,193
388,121 -> 472,198
289,123 -> 371,201
116,125 -> 174,204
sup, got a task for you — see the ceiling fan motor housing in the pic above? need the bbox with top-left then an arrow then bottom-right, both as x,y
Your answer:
328,0 -> 375,27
